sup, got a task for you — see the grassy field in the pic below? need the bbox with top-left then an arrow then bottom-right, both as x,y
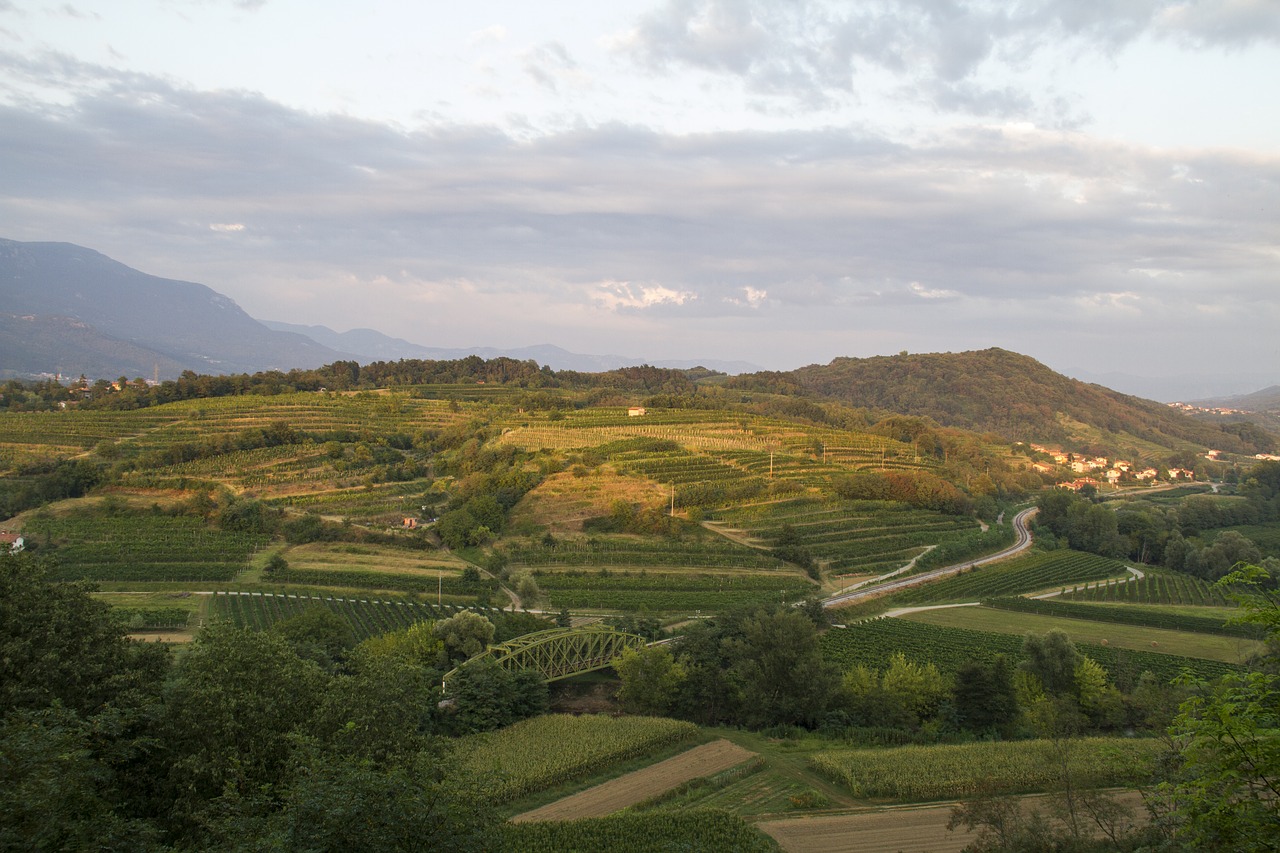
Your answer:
897,606 -> 1260,663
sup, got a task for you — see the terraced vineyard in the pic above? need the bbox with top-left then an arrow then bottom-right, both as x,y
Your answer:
209,590 -> 537,640
27,509 -> 268,582
820,617 -> 1243,683
984,596 -> 1254,637
887,549 -> 1125,604
505,536 -> 786,570
710,498 -> 979,576
1060,570 -> 1229,606
532,569 -> 814,612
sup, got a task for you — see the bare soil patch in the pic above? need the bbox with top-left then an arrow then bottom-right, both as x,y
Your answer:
511,738 -> 756,823
759,791 -> 1145,853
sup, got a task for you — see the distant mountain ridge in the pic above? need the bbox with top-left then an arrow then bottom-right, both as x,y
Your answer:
728,348 -> 1275,456
0,239 -> 352,379
262,320 -> 763,375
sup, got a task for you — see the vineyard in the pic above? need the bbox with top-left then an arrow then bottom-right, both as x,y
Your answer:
1059,571 -> 1230,607
819,617 -> 1243,684
887,550 -> 1127,604
458,714 -> 699,803
27,509 -> 268,582
809,737 -> 1160,801
983,596 -> 1255,638
709,498 -> 980,576
531,569 -> 814,612
504,536 -> 786,571
209,590 -> 547,642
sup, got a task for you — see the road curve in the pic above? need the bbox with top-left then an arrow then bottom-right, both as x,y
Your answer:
822,506 -> 1039,610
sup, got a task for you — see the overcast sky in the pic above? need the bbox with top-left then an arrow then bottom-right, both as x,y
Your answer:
2,1 -> 1278,394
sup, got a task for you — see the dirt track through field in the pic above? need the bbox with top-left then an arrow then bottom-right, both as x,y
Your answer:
510,739 -> 756,823
759,791 -> 1145,853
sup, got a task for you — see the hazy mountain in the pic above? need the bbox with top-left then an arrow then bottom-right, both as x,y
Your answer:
1065,369 -> 1279,404
0,313 -> 188,381
728,348 -> 1276,456
262,320 -> 763,375
1192,385 -> 1280,412
0,239 -> 352,378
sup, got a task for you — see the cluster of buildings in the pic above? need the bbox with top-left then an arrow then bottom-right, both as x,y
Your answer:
1167,401 -> 1251,416
1028,444 -> 1194,492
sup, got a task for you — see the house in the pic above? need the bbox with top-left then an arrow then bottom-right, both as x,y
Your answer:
1136,468 -> 1158,480
627,407 -> 646,417
1104,470 -> 1122,484
1168,468 -> 1195,480
402,518 -> 418,529
0,532 -> 24,554
1058,478 -> 1100,491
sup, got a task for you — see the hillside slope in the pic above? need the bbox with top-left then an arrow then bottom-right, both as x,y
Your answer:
728,348 -> 1273,455
0,239 -> 350,378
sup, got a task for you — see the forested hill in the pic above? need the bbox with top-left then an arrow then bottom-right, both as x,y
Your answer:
726,348 -> 1274,455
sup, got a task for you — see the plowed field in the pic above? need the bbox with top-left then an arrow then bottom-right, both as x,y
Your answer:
511,739 -> 756,823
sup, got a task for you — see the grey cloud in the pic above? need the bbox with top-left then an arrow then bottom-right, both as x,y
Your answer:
622,0 -> 1276,117
523,41 -> 578,91
0,73 -> 1274,373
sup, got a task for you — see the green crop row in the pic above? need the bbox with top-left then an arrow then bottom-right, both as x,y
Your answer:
1060,573 -> 1228,607
811,737 -> 1161,801
889,550 -> 1123,604
983,596 -> 1255,638
819,618 -> 1242,685
459,714 -> 699,803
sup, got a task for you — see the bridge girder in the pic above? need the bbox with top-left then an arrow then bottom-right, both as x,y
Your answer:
445,626 -> 646,685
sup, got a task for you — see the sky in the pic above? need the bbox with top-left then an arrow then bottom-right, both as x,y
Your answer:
2,0 -> 1278,396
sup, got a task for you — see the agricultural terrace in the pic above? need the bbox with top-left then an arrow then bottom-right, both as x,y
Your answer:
809,737 -> 1160,801
900,606 -> 1260,664
209,590 -> 548,642
511,739 -> 756,822
983,596 -> 1255,638
886,549 -> 1127,604
25,507 -> 268,583
710,498 -> 979,577
1060,570 -> 1231,607
457,714 -> 700,804
820,618 -> 1243,684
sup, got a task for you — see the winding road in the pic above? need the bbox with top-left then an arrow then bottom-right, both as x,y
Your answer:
822,506 -> 1039,610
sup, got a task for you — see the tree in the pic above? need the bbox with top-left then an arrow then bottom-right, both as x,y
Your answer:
953,656 -> 1018,735
614,646 -> 686,715
162,624 -> 328,825
434,611 -> 495,663
729,609 -> 840,728
1158,564 -> 1280,850
444,658 -> 547,734
1021,629 -> 1083,698
270,606 -> 357,669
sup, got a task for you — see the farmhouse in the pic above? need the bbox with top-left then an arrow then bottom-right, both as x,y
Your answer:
627,406 -> 646,417
0,531 -> 24,553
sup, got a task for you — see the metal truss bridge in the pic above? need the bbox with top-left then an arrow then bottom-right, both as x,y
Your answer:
444,625 -> 646,686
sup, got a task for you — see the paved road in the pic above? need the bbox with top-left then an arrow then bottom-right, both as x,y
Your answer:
822,507 -> 1039,609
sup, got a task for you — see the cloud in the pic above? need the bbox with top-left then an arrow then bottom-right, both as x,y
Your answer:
591,280 -> 697,312
617,0 -> 1280,117
0,63 -> 1275,376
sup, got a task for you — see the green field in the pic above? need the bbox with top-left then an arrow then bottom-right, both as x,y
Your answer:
899,606 -> 1260,664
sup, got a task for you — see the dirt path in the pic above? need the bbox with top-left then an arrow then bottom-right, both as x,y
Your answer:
759,791 -> 1146,853
510,739 -> 756,823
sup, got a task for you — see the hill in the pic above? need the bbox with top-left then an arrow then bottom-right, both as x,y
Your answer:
0,239 -> 351,378
726,348 -> 1275,457
263,320 -> 763,375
